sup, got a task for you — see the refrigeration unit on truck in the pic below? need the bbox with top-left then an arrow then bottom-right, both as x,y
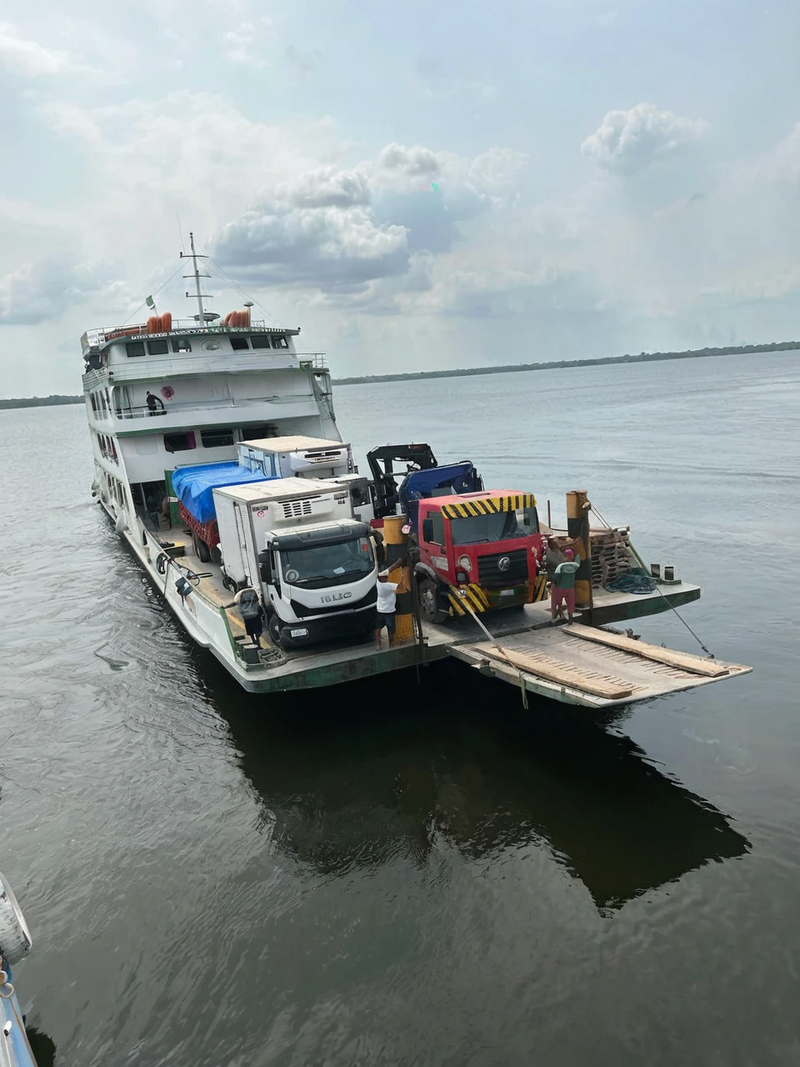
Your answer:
212,477 -> 378,650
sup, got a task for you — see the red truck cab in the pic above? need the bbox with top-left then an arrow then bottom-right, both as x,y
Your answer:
415,490 -> 544,622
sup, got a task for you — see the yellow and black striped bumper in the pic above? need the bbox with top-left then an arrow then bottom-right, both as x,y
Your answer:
447,584 -> 492,615
441,493 -> 535,519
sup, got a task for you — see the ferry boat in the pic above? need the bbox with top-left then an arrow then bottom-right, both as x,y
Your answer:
82,238 -> 750,707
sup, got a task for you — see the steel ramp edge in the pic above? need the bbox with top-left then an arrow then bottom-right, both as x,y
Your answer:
446,625 -> 752,709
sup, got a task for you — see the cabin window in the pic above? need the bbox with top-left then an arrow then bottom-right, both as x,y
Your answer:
201,429 -> 235,448
126,342 -> 146,358
429,512 -> 445,545
250,336 -> 271,350
171,337 -> 192,352
230,337 -> 250,351
147,339 -> 169,355
164,432 -> 196,453
239,423 -> 276,441
272,335 -> 289,349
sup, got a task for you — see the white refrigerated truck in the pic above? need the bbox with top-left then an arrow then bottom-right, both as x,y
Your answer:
212,477 -> 378,649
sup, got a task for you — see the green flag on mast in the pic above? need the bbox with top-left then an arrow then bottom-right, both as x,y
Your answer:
145,295 -> 155,309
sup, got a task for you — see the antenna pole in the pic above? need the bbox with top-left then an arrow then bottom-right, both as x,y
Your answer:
189,232 -> 205,322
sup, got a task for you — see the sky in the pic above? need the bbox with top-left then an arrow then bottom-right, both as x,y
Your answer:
2,0 -> 800,395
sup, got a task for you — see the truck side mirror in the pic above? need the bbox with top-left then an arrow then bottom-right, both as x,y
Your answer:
421,518 -> 433,543
258,549 -> 272,583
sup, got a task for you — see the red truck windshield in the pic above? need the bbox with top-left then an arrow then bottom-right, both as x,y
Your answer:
450,506 -> 538,546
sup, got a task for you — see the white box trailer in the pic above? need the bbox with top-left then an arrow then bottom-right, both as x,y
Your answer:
213,476 -> 378,650
237,435 -> 353,480
213,477 -> 352,587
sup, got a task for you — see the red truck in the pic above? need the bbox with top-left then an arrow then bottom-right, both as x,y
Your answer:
414,490 -> 545,623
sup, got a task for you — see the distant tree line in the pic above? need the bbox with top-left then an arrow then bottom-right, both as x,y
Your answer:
333,341 -> 800,386
0,394 -> 85,410
1,342 -> 798,407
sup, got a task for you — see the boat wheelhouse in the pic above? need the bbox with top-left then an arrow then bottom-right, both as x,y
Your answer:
82,235 -> 339,532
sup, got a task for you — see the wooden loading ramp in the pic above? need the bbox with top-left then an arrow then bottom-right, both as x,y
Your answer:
446,624 -> 751,709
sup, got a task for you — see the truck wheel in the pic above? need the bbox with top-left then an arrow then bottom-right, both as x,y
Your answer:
0,871 -> 33,965
418,578 -> 449,625
192,531 -> 211,563
268,614 -> 283,648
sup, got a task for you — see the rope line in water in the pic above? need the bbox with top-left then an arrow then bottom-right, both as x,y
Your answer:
590,505 -> 716,660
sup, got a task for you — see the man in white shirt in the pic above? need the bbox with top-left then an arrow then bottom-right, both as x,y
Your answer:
375,568 -> 400,649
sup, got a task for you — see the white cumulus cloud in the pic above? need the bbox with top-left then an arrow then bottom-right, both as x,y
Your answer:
581,102 -> 710,175
214,205 -> 410,290
0,21 -> 70,76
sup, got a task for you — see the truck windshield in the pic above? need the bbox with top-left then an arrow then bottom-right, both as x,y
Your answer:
450,506 -> 538,546
280,536 -> 374,589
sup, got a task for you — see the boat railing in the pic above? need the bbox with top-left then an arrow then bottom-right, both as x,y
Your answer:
297,353 -> 328,371
115,392 -> 318,420
82,319 -> 295,351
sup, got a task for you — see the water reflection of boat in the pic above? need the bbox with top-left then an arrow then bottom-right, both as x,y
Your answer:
216,660 -> 750,911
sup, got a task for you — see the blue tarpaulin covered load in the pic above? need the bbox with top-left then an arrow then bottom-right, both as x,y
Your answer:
171,462 -> 274,523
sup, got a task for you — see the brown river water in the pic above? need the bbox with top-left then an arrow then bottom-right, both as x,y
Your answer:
1,351 -> 798,1066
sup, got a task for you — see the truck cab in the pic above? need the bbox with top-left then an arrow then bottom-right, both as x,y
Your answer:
415,491 -> 543,622
260,518 -> 377,649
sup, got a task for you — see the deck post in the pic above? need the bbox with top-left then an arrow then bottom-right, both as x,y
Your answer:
566,490 -> 593,611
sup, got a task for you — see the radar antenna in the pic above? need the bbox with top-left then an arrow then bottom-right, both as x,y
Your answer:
180,232 -> 215,322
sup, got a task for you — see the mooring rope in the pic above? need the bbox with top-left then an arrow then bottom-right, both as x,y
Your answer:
590,504 -> 716,659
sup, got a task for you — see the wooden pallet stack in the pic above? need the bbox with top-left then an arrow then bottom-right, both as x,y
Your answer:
590,529 -> 634,588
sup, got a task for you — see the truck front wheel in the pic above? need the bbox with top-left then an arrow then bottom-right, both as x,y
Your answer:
418,577 -> 449,625
268,614 -> 283,648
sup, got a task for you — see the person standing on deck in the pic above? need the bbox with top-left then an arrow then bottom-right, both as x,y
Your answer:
375,568 -> 400,650
545,538 -> 566,583
146,391 -> 165,416
551,548 -> 581,624
234,588 -> 266,648
145,492 -> 162,530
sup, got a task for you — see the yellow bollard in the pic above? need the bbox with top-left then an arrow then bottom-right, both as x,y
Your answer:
381,516 -> 413,641
566,490 -> 592,611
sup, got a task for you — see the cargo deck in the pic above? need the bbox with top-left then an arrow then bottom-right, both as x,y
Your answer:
136,526 -> 751,706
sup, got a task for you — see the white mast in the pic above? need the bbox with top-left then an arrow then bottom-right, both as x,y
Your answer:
181,232 -> 213,322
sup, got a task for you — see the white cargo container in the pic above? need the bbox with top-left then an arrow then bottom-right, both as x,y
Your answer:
237,435 -> 353,480
213,477 -> 377,650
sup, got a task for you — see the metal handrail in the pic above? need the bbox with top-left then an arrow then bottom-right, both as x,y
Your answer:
81,319 -> 303,352
115,392 -> 317,420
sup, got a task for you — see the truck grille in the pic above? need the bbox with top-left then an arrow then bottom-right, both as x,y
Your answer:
477,548 -> 528,585
281,498 -> 313,520
290,586 -> 377,617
